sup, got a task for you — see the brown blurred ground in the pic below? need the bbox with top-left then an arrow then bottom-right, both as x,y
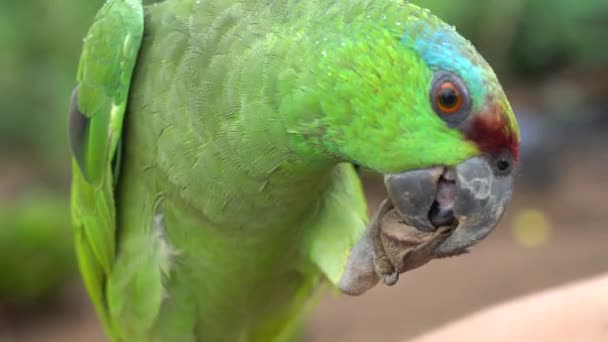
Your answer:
1,151 -> 607,342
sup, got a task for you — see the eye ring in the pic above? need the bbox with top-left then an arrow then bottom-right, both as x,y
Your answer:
430,72 -> 472,126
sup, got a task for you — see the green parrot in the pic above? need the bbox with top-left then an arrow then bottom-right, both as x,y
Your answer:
69,0 -> 520,341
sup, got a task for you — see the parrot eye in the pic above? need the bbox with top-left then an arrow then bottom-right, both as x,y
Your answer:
435,82 -> 463,114
430,72 -> 471,126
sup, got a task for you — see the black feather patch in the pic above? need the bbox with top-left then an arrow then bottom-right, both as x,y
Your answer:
112,137 -> 123,187
68,87 -> 90,176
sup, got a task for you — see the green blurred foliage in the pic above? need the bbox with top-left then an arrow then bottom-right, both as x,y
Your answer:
0,1 -> 102,173
0,192 -> 74,304
0,0 -> 104,306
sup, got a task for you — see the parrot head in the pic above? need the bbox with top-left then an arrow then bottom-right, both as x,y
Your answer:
286,4 -> 520,256
382,6 -> 520,255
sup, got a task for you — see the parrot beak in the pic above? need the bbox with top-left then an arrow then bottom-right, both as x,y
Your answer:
384,156 -> 514,256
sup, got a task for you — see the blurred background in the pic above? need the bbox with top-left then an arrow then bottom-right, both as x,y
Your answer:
0,0 -> 606,341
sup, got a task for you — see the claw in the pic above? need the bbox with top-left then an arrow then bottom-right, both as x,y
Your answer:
374,256 -> 399,286
369,199 -> 401,286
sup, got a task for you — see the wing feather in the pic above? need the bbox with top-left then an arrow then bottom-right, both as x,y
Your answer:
69,0 -> 144,338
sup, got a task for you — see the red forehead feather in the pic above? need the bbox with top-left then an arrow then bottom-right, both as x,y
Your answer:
466,105 -> 520,162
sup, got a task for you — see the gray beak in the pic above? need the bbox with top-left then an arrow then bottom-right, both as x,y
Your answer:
384,156 -> 514,256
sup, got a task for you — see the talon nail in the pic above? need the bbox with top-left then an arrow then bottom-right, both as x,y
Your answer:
383,272 -> 399,286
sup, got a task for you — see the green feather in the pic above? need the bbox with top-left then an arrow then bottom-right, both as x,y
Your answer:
72,0 -> 144,184
70,0 -> 143,339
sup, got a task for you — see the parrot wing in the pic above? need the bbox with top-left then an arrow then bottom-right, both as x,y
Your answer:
304,163 -> 369,287
68,0 -> 143,336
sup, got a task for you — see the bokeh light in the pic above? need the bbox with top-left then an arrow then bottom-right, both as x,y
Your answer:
512,208 -> 552,248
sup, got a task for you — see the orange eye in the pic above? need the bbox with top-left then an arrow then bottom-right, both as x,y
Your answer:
435,82 -> 463,114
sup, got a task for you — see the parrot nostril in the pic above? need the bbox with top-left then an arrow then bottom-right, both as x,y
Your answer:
496,158 -> 512,174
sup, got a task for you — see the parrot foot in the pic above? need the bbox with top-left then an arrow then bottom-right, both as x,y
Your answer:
339,197 -> 457,295
374,255 -> 399,286
369,199 -> 400,286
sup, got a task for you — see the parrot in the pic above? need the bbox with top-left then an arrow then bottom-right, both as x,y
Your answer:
68,0 -> 520,341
